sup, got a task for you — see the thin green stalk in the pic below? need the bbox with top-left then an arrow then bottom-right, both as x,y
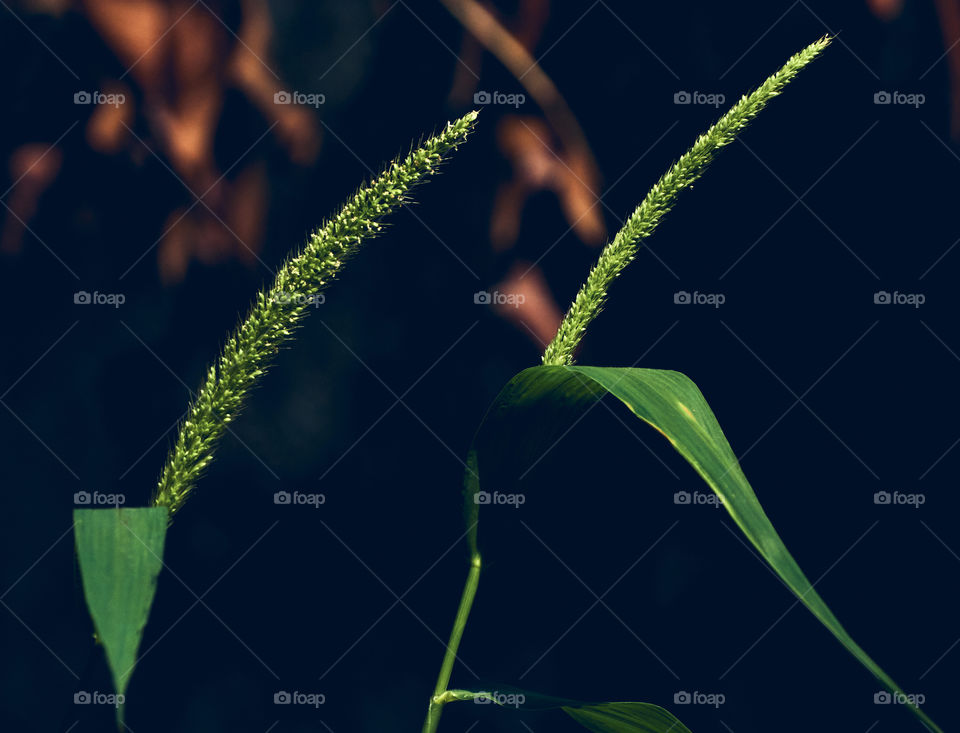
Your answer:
152,112 -> 477,515
422,553 -> 482,733
542,36 -> 830,366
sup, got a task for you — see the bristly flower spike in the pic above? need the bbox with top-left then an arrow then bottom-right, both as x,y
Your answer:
542,37 -> 830,366
154,112 -> 478,515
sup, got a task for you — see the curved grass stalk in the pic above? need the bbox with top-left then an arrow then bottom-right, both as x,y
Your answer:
542,36 -> 830,366
153,112 -> 478,515
424,37 -> 832,733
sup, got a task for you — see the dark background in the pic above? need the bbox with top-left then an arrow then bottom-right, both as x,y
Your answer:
1,1 -> 958,732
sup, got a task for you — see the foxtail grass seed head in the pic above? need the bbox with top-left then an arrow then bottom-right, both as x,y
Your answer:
154,112 -> 478,515
542,36 -> 830,366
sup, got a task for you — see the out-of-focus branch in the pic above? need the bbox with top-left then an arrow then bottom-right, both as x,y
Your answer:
439,0 -> 600,184
934,0 -> 960,140
866,0 -> 904,22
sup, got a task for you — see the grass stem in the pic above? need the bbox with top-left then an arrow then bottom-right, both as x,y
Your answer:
422,554 -> 482,733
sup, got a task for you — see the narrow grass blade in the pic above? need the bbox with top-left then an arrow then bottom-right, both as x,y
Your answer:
74,507 -> 168,724
464,365 -> 940,732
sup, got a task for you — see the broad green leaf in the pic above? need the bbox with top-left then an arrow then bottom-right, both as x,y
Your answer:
564,702 -> 693,733
464,365 -> 939,732
74,507 -> 168,722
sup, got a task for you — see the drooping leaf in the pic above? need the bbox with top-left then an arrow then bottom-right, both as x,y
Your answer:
74,507 -> 168,723
464,365 -> 940,732
437,689 -> 692,733
564,702 -> 693,733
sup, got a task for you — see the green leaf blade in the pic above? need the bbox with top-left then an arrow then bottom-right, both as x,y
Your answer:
466,365 -> 940,732
564,702 -> 694,733
74,507 -> 168,720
